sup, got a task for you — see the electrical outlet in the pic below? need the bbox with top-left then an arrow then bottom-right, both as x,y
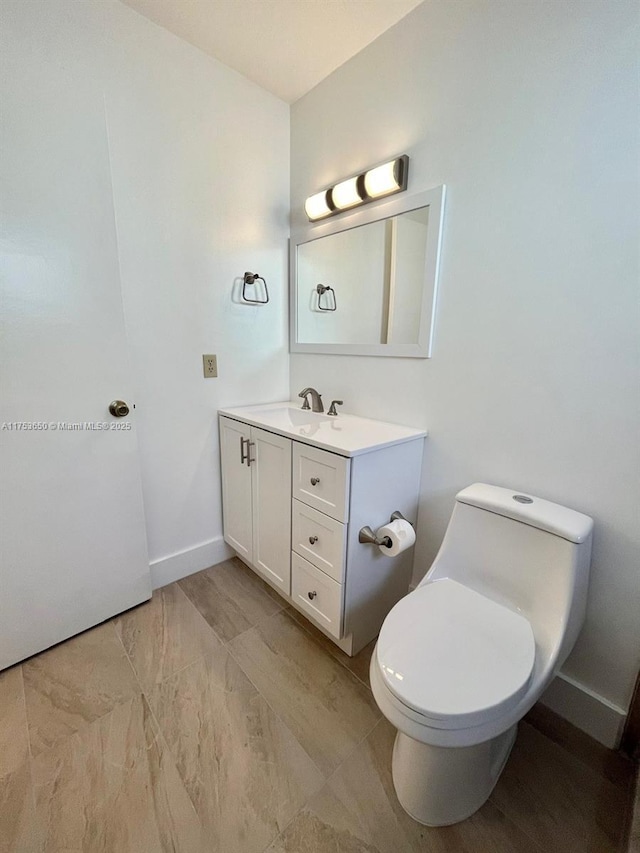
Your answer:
203,354 -> 218,378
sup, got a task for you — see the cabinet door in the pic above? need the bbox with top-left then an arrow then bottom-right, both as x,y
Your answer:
220,417 -> 253,562
251,426 -> 292,594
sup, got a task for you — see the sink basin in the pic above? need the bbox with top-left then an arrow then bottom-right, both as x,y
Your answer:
219,401 -> 427,458
254,405 -> 331,427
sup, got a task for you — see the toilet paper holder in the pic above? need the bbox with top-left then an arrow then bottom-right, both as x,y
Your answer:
358,511 -> 413,548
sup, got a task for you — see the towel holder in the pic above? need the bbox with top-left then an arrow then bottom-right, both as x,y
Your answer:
316,283 -> 337,311
242,272 -> 269,304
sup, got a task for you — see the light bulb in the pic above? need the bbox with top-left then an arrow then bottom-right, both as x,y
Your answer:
331,177 -> 363,210
304,190 -> 332,221
364,159 -> 401,198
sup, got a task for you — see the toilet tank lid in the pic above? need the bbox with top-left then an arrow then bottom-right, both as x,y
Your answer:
456,484 -> 593,544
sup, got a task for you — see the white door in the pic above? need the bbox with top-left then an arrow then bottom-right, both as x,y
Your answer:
219,418 -> 253,562
0,3 -> 151,669
251,427 -> 292,594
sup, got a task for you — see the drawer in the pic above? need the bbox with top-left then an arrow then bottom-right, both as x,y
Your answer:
292,443 -> 350,522
291,499 -> 346,582
291,552 -> 343,639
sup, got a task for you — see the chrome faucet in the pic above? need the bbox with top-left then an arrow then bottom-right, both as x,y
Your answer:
298,387 -> 324,413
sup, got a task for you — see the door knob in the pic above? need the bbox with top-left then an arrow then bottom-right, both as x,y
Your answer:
310,477 -> 320,486
109,400 -> 130,418
308,591 -> 317,600
309,535 -> 318,545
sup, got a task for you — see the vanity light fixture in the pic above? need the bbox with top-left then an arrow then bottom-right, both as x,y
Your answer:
304,155 -> 409,221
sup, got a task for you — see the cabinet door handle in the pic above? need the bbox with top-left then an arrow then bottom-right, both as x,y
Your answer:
240,437 -> 255,466
307,590 -> 317,600
308,535 -> 318,545
310,477 -> 320,486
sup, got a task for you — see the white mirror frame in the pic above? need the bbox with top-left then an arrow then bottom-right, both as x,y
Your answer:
290,184 -> 445,358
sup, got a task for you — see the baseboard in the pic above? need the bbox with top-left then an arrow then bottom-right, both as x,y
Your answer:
540,672 -> 626,749
149,536 -> 233,589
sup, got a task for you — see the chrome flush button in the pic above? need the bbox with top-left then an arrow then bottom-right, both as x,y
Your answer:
513,494 -> 533,504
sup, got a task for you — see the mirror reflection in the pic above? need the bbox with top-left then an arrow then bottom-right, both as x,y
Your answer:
296,207 -> 430,346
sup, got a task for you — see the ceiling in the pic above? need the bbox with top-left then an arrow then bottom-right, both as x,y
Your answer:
119,0 -> 425,103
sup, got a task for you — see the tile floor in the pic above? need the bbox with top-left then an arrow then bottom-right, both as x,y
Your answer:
0,557 -> 635,853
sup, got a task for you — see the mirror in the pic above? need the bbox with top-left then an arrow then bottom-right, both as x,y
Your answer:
290,185 -> 445,358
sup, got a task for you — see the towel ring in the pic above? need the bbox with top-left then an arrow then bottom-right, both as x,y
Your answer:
316,283 -> 337,311
242,272 -> 269,304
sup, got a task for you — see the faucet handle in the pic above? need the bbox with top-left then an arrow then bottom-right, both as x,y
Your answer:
327,400 -> 343,416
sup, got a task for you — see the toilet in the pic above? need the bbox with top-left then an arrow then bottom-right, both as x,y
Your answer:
370,483 -> 593,826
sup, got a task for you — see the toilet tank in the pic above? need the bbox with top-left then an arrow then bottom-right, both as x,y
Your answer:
424,484 -> 593,668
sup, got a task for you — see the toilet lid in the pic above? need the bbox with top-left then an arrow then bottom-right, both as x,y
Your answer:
376,579 -> 536,729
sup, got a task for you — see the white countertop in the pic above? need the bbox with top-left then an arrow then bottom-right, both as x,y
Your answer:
218,402 -> 427,457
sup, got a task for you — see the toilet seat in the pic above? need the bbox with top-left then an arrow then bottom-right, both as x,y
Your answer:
376,579 -> 536,730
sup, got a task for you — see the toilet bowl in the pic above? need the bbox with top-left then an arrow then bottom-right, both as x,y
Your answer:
370,483 -> 593,826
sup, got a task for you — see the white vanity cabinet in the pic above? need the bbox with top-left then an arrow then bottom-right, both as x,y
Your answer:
219,417 -> 292,595
219,403 -> 426,656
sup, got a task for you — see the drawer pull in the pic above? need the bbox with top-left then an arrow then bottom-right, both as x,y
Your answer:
308,535 -> 318,545
310,477 -> 320,486
307,590 -> 317,600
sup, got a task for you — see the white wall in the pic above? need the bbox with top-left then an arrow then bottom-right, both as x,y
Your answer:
104,2 -> 290,584
290,0 -> 640,743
